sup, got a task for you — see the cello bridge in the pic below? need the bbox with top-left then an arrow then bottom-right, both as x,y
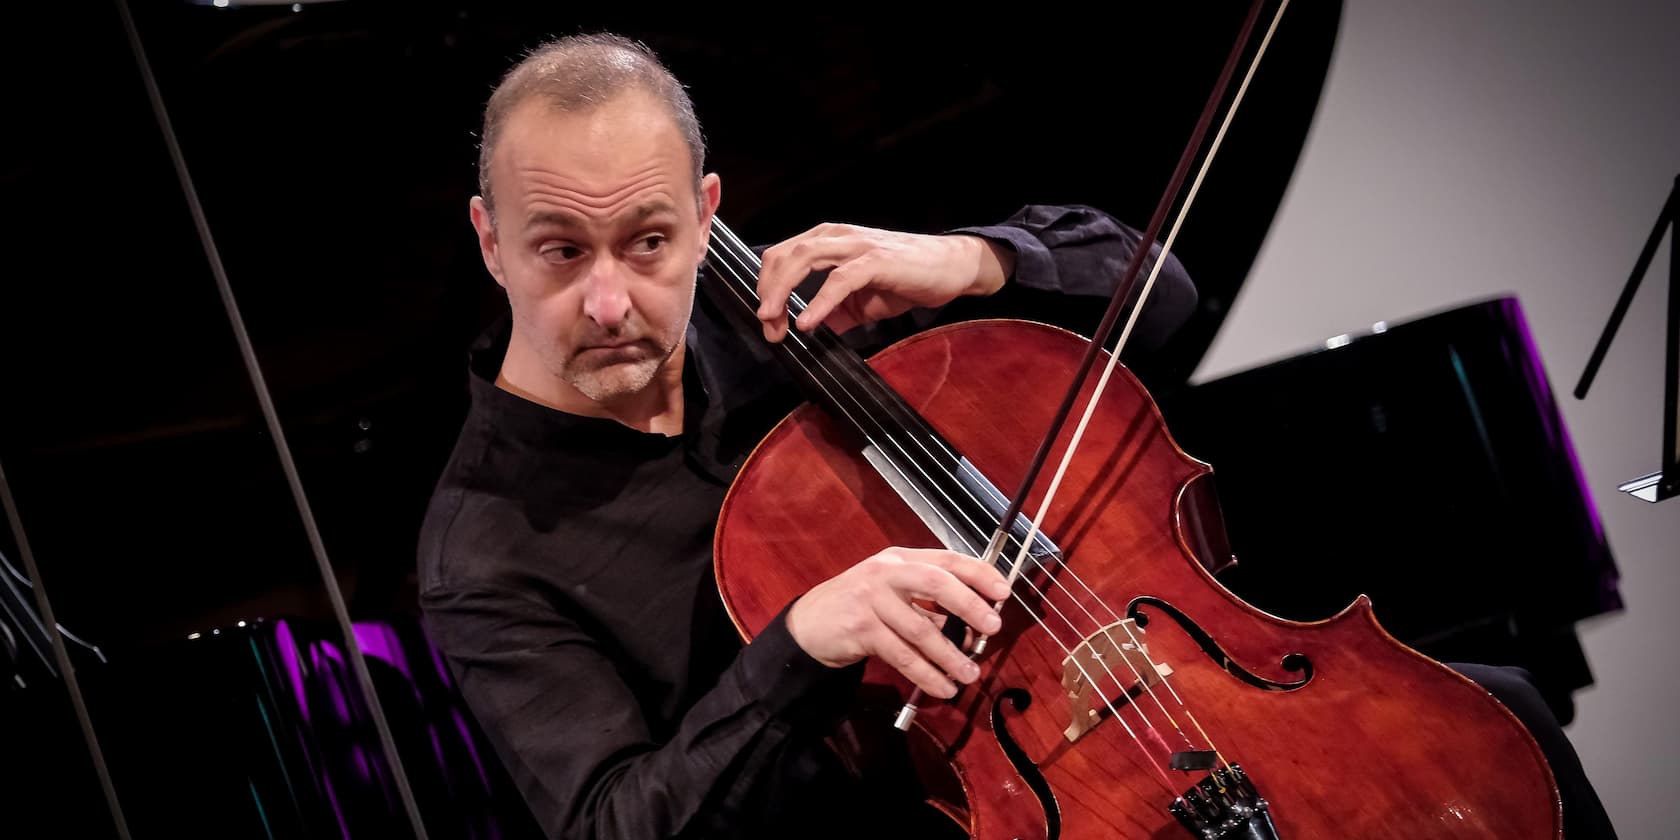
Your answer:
1060,618 -> 1172,742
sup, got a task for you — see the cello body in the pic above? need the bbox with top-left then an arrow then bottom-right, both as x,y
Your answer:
713,318 -> 1561,838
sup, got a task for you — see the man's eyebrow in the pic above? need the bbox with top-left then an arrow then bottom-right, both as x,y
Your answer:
523,202 -> 677,231
624,201 -> 678,222
525,209 -> 586,230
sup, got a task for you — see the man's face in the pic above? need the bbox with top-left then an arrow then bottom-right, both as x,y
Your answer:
471,91 -> 719,406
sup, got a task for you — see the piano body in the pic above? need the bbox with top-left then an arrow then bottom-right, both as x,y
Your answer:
1161,295 -> 1623,723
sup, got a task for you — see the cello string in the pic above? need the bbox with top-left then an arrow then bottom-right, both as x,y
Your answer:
703,241 -> 1064,600
702,245 -> 1184,783
707,229 -> 1100,613
996,0 -> 1293,774
703,248 -> 987,572
959,469 -> 1203,749
709,224 -> 1195,752
702,242 -> 1038,597
965,577 -> 1181,791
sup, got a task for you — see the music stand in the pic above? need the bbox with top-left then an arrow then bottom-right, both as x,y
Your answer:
1575,173 -> 1678,503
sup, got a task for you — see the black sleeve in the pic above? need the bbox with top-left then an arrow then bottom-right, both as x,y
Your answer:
419,583 -> 862,840
832,203 -> 1199,358
948,203 -> 1198,354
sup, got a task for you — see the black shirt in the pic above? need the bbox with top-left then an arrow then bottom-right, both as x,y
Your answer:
416,204 -> 1198,840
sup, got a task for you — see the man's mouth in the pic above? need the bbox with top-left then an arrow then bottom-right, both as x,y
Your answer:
579,340 -> 645,358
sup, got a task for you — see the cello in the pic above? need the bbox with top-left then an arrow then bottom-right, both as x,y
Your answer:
703,1 -> 1562,837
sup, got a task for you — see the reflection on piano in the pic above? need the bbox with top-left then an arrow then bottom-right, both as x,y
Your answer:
1160,295 -> 1623,724
1,548 -> 108,689
2,613 -> 544,839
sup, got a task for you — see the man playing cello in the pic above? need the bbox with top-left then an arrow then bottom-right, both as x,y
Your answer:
417,32 -> 1615,840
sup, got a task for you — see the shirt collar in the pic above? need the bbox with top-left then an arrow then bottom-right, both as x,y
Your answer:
459,285 -> 801,480
462,313 -> 701,456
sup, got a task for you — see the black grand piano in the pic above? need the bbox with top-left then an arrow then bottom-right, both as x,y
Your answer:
1160,295 -> 1622,722
0,1 -> 1621,837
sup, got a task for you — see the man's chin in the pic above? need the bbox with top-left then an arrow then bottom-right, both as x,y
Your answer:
566,360 -> 660,404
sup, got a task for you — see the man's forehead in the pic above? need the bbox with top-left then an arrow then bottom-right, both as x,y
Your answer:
494,94 -> 687,177
490,92 -> 692,208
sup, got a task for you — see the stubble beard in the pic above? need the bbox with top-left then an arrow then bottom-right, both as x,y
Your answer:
552,328 -> 679,405
564,347 -> 660,403
562,282 -> 695,406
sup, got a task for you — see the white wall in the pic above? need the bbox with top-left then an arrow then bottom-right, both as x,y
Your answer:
1196,2 -> 1678,836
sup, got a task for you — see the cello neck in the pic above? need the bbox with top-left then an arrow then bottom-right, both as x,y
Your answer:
700,218 -> 1063,571
701,217 -> 866,418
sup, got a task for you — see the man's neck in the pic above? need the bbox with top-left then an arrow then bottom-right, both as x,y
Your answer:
496,338 -> 687,436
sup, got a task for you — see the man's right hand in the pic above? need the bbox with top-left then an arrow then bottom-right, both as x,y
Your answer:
785,547 -> 1011,699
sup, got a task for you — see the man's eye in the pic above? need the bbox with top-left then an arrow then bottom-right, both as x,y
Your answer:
540,244 -> 582,261
632,234 -> 667,254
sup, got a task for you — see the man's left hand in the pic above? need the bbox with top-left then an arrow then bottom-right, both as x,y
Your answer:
754,223 -> 1015,343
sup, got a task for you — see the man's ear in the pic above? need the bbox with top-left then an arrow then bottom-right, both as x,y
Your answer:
469,196 -> 507,289
695,173 -> 721,263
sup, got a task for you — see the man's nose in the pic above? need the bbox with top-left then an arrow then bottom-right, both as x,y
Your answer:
582,258 -> 632,330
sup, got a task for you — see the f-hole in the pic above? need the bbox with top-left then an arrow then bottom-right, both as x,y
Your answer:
1126,597 -> 1313,692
